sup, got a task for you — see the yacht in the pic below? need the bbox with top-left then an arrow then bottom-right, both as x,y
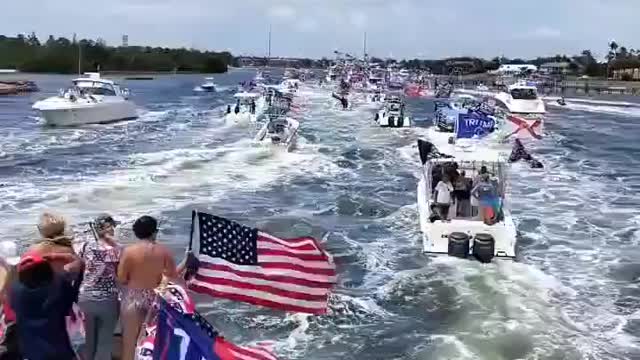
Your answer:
374,95 -> 411,127
493,80 -> 546,115
194,77 -> 216,92
224,91 -> 265,126
32,73 -> 137,126
254,116 -> 299,151
416,139 -> 517,262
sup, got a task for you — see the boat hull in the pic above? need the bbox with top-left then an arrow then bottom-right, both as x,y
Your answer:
254,118 -> 299,152
417,174 -> 517,260
33,100 -> 137,126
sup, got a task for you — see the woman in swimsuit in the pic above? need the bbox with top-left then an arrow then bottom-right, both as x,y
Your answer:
117,216 -> 180,360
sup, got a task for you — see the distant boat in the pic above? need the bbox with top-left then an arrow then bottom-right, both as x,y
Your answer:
32,72 -> 137,126
0,69 -> 18,74
254,116 -> 299,151
194,77 -> 216,92
493,80 -> 546,115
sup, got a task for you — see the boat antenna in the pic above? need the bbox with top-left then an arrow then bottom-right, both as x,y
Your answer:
363,31 -> 367,62
267,25 -> 272,68
77,34 -> 82,76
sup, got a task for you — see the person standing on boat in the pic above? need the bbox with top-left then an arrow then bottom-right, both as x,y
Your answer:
117,216 -> 182,360
0,241 -> 20,360
434,175 -> 454,221
27,212 -> 78,273
10,251 -> 84,360
472,174 -> 498,225
453,170 -> 472,217
76,215 -> 122,360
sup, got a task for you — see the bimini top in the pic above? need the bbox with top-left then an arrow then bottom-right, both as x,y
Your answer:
72,72 -> 116,86
419,136 -> 508,164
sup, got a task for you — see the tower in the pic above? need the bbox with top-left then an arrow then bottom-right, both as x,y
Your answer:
122,34 -> 128,47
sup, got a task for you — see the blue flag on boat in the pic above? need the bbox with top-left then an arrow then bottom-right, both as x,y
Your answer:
455,113 -> 495,139
153,299 -> 222,360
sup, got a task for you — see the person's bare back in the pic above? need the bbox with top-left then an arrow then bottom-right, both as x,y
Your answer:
117,241 -> 176,290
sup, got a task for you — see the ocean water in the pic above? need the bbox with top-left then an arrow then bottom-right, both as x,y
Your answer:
0,70 -> 639,359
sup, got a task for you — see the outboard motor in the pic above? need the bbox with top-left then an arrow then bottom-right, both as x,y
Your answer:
447,232 -> 470,258
472,233 -> 495,263
226,105 -> 231,114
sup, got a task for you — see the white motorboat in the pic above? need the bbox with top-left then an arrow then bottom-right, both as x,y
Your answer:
493,80 -> 546,115
194,77 -> 216,92
374,95 -> 411,127
224,92 -> 265,126
32,72 -> 137,126
254,116 -> 298,151
416,139 -> 517,262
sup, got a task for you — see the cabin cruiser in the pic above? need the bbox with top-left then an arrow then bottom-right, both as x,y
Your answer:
493,80 -> 546,115
194,77 -> 216,92
374,95 -> 411,127
416,139 -> 516,262
254,116 -> 298,151
32,72 -> 137,126
224,91 -> 265,126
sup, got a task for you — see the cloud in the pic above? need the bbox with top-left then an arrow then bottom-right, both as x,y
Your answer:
524,26 -> 562,39
268,4 -> 296,21
2,0 -> 640,59
349,11 -> 368,29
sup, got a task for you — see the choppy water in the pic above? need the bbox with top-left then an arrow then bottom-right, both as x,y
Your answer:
1,71 -> 639,359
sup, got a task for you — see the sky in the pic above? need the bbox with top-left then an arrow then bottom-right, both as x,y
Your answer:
2,0 -> 640,60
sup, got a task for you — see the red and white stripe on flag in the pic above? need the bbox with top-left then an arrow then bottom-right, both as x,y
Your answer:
189,230 -> 336,315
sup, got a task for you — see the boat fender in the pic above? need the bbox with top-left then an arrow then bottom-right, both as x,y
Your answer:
447,232 -> 470,258
472,233 -> 495,263
397,116 -> 404,127
374,113 -> 379,121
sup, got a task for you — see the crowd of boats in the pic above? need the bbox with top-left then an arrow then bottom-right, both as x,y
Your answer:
23,58 -> 552,263
321,58 -> 548,262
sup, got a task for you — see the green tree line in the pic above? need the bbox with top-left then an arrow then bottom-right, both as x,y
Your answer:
0,33 -> 233,73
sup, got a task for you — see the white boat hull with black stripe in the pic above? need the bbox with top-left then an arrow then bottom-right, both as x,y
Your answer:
416,139 -> 517,262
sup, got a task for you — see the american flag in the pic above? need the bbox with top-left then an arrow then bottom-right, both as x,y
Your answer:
187,212 -> 336,314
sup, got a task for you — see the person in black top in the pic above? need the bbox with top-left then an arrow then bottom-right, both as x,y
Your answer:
10,253 -> 84,360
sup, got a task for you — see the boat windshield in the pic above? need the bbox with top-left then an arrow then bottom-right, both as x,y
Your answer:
74,81 -> 117,96
510,88 -> 538,100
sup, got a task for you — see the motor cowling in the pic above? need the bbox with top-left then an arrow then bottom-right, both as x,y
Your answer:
472,233 -> 495,263
447,232 -> 470,258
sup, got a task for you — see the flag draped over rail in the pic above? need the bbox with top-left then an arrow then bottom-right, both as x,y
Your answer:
153,298 -> 277,360
187,212 -> 336,314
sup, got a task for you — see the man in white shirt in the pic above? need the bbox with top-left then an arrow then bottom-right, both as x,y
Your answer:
434,175 -> 454,221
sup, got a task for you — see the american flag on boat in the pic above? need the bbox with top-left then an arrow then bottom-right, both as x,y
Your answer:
187,212 -> 336,314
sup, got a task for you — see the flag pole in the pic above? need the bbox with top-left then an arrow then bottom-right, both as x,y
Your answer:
188,210 -> 196,251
